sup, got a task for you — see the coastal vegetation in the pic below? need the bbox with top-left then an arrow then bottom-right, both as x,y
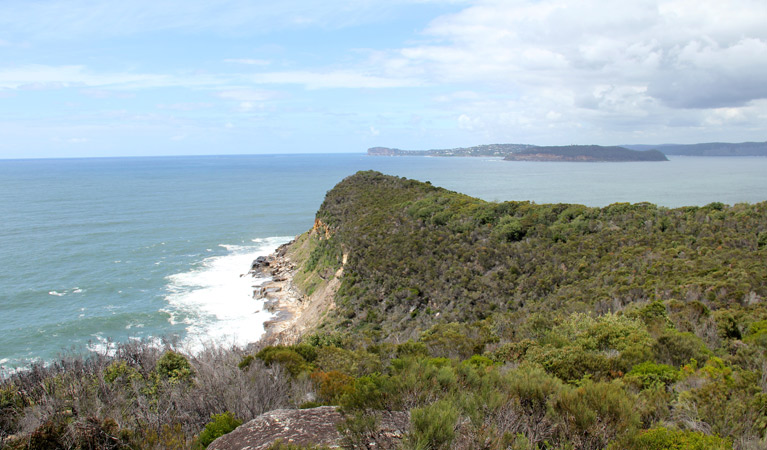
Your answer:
3,171 -> 767,449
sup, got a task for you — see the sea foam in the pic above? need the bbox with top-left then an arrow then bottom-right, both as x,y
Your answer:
162,236 -> 293,353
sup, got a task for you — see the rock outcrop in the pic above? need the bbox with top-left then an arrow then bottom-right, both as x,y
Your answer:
251,236 -> 343,346
208,406 -> 409,450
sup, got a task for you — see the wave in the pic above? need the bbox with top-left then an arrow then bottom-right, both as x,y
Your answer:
48,287 -> 83,297
162,236 -> 293,353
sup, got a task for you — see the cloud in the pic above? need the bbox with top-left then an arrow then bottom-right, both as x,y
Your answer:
385,0 -> 767,110
0,65 -> 181,90
156,102 -> 213,111
249,70 -> 421,89
224,58 -> 271,66
217,89 -> 279,102
80,88 -> 136,99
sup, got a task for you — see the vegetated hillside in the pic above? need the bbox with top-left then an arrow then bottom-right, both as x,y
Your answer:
503,145 -> 668,161
303,171 -> 764,341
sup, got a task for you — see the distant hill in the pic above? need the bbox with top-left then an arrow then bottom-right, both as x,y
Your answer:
503,145 -> 668,162
624,141 -> 767,156
368,143 -> 535,157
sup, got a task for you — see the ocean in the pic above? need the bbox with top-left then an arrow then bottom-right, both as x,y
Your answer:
2,153 -> 766,372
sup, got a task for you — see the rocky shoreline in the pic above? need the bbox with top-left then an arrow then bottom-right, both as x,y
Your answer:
248,237 -> 341,346
248,242 -> 302,345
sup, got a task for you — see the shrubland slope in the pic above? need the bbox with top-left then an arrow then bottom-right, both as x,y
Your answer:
298,171 -> 766,343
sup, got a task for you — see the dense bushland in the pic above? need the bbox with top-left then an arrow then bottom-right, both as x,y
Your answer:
310,171 -> 767,345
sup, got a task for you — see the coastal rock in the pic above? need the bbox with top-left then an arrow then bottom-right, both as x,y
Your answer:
208,407 -> 409,450
251,256 -> 271,272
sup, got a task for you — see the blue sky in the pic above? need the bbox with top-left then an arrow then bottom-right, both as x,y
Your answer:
1,0 -> 766,158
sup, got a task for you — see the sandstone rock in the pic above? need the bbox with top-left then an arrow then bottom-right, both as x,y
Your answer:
208,407 -> 409,450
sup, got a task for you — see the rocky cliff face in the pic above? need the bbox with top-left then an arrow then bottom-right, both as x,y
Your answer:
208,406 -> 409,450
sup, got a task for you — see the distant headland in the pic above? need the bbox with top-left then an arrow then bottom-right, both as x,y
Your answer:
368,140 -> 767,159
503,145 -> 668,162
367,143 -> 535,157
369,144 -> 668,161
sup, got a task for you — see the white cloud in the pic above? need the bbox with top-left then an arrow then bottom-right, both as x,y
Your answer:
0,65 -> 198,90
386,0 -> 767,109
217,89 -> 279,102
457,113 -> 483,131
249,70 -> 421,89
224,58 -> 271,66
363,0 -> 767,142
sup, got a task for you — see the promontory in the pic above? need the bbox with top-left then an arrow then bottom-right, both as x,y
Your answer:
503,145 -> 668,161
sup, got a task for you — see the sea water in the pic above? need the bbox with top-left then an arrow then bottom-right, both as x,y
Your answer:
1,153 -> 766,371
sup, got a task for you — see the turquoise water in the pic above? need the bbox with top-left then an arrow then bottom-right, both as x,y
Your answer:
1,153 -> 766,371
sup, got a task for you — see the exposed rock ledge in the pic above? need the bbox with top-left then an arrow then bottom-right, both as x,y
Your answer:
208,407 -> 409,450
250,236 -> 342,346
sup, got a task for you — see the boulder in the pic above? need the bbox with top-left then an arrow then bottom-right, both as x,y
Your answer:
208,407 -> 408,450
252,256 -> 271,270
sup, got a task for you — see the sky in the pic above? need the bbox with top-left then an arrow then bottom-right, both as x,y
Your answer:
1,0 -> 766,158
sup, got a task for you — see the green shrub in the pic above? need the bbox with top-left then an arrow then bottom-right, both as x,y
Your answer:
156,350 -> 194,383
613,426 -> 732,450
314,346 -> 356,376
292,343 -> 319,363
256,346 -> 313,377
407,399 -> 459,450
758,231 -> 767,250
626,361 -> 679,389
494,217 -> 525,242
461,355 -> 495,370
652,330 -> 710,367
551,380 -> 639,449
744,320 -> 767,348
238,354 -> 256,370
396,341 -> 429,358
340,374 -> 386,411
104,360 -> 141,383
197,412 -> 242,449
420,323 -> 483,359
310,370 -> 355,405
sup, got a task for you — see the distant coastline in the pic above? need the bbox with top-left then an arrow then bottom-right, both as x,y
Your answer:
368,140 -> 767,159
